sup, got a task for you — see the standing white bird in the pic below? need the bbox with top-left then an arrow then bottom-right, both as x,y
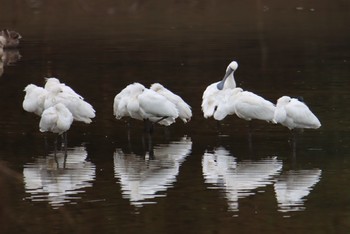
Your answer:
138,88 -> 179,126
44,85 -> 95,124
39,103 -> 74,150
23,84 -> 48,116
113,82 -> 145,120
150,83 -> 192,123
273,96 -> 321,130
202,61 -> 238,118
39,103 -> 74,135
213,87 -> 276,123
113,83 -> 179,132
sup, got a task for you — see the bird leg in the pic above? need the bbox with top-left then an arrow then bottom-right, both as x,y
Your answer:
143,119 -> 154,134
147,132 -> 154,159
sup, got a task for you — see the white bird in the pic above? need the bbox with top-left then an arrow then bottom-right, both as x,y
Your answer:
213,87 -> 276,123
202,61 -> 238,118
113,82 -> 145,120
150,83 -> 192,123
44,85 -> 95,124
23,84 -> 48,116
39,103 -> 74,135
137,87 -> 179,126
273,96 -> 321,130
113,83 -> 179,131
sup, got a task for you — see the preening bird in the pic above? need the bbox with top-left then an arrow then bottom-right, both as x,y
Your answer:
44,84 -> 95,124
273,96 -> 321,130
150,83 -> 192,123
23,84 -> 48,116
213,87 -> 276,123
202,61 -> 238,118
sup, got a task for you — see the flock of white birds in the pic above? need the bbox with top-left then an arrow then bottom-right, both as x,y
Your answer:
23,78 -> 96,144
16,28 -> 320,142
202,61 -> 321,130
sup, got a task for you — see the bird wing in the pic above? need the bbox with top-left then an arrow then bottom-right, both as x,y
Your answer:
234,92 -> 275,121
139,90 -> 179,119
155,87 -> 192,122
285,100 -> 321,128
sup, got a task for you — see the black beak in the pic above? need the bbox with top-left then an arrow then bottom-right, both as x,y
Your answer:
216,68 -> 233,90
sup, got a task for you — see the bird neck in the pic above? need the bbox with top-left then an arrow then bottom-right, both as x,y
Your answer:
224,73 -> 236,88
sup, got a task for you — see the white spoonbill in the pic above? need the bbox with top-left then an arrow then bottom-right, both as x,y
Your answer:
150,83 -> 192,123
273,96 -> 321,130
39,103 -> 74,149
213,87 -> 276,123
113,82 -> 145,120
138,87 -> 179,126
113,83 -> 179,131
23,84 -> 48,116
202,61 -> 238,118
44,85 -> 95,124
39,103 -> 73,135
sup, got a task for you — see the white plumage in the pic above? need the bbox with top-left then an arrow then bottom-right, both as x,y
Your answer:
138,88 -> 179,125
113,82 -> 181,127
213,87 -> 276,123
273,96 -> 321,130
202,61 -> 238,118
45,77 -> 83,99
23,84 -> 48,116
39,103 -> 73,135
113,82 -> 145,120
150,83 -> 192,123
44,84 -> 95,124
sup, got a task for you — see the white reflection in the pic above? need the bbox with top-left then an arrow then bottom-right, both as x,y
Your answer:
23,146 -> 95,208
202,147 -> 282,211
274,169 -> 321,213
114,136 -> 192,207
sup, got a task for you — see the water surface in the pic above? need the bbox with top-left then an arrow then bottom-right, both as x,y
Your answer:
1,1 -> 350,233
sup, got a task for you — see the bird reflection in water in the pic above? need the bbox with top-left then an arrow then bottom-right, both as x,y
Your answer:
0,49 -> 21,77
202,147 -> 282,212
114,136 -> 192,207
274,169 -> 321,215
23,146 -> 96,208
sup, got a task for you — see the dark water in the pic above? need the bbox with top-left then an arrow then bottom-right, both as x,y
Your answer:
1,1 -> 350,233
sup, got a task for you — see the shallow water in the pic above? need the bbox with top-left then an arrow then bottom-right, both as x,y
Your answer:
1,1 -> 350,233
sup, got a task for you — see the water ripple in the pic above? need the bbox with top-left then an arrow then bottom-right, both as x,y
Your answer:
202,147 -> 282,212
23,146 -> 96,208
114,136 -> 192,207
